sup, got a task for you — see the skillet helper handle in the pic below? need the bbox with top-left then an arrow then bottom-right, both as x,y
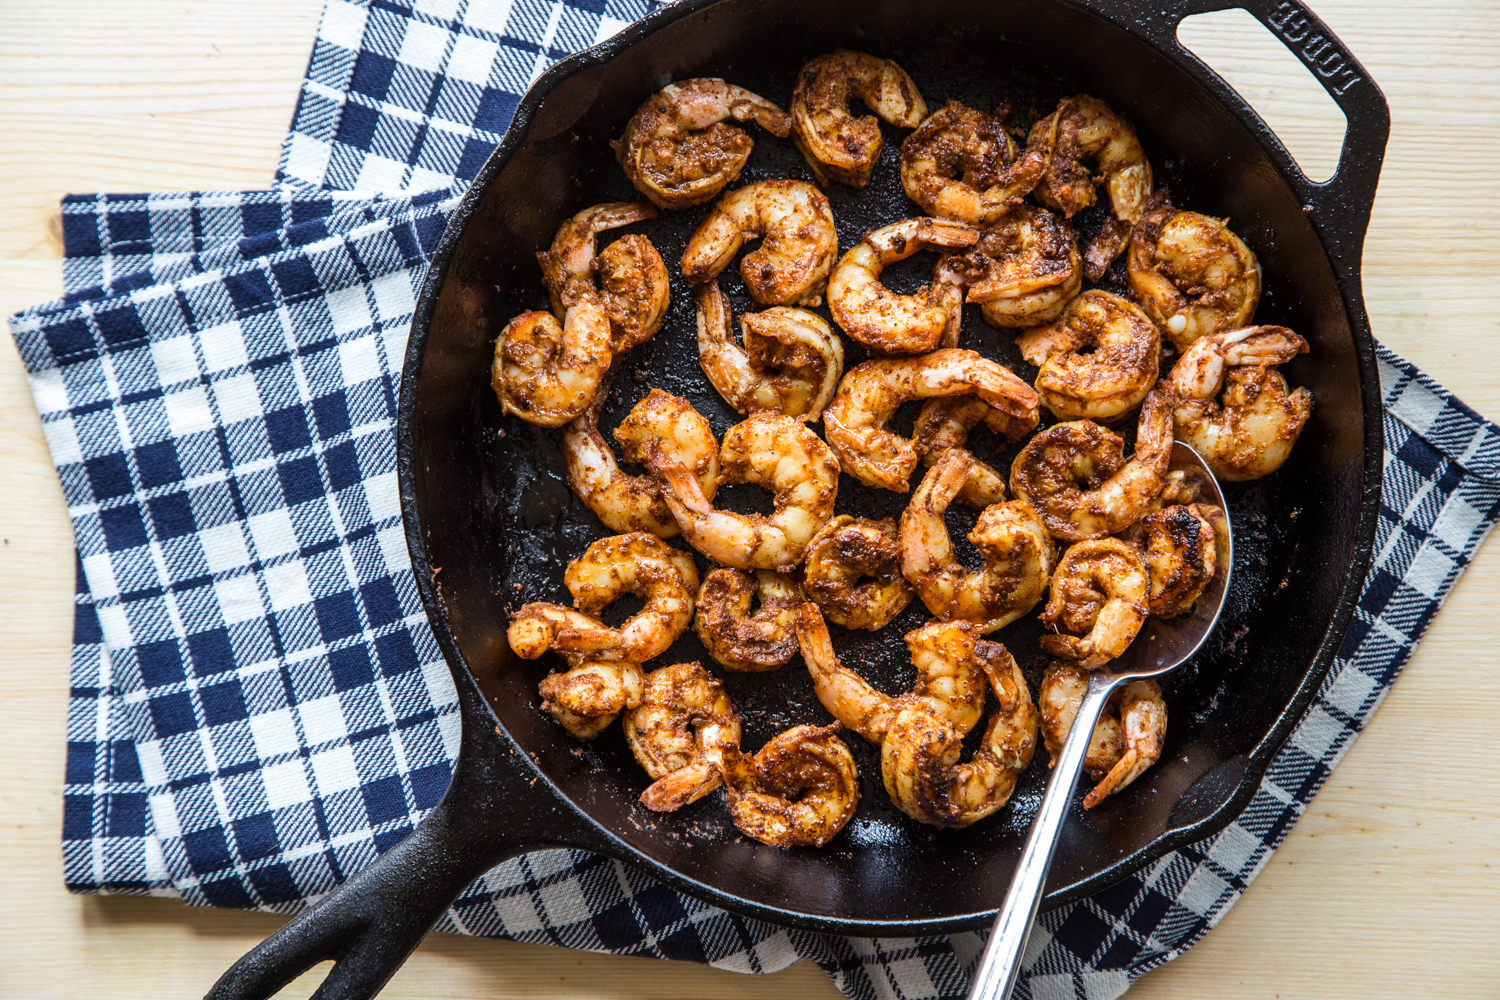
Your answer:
1151,0 -> 1391,265
967,673 -> 1121,1000
204,796 -> 512,1000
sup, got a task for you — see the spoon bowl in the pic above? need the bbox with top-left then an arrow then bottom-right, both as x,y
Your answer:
969,441 -> 1235,999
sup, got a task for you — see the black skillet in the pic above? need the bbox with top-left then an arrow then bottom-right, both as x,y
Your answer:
209,0 -> 1387,996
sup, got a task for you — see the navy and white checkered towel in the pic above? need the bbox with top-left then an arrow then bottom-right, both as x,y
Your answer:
11,2 -> 1500,998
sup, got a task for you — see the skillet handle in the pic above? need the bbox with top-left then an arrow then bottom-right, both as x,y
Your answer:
204,794 -> 515,1000
1141,0 -> 1391,271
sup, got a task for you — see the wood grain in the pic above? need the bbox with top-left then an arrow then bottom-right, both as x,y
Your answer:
1,1 -> 1496,997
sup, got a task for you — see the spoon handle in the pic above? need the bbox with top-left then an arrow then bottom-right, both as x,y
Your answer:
968,672 -> 1122,1000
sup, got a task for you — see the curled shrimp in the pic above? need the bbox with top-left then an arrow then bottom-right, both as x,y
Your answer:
881,640 -> 1038,827
695,568 -> 803,672
1015,289 -> 1160,422
614,78 -> 792,209
1038,537 -> 1149,668
899,100 -> 1044,225
1128,201 -> 1261,351
900,450 -> 1055,633
1166,326 -> 1313,481
536,201 -> 670,353
823,349 -> 1039,493
695,282 -> 844,420
1027,95 -> 1153,279
912,396 -> 1038,509
801,516 -> 914,631
562,388 -> 719,538
707,721 -> 860,847
795,602 -> 986,742
625,662 -> 742,811
1010,387 -> 1175,540
1040,662 -> 1165,809
1135,503 -> 1218,618
943,205 -> 1082,329
680,180 -> 838,306
491,292 -> 611,428
651,411 -> 840,569
826,217 -> 980,353
791,50 -> 927,187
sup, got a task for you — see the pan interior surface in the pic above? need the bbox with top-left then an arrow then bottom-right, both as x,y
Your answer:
407,0 -> 1369,931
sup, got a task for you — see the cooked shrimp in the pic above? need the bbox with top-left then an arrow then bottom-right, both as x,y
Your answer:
790,51 -> 926,187
695,568 -> 803,671
900,450 -> 1055,633
1038,538 -> 1149,668
1128,202 -> 1261,351
823,349 -> 1039,492
899,100 -> 1045,225
491,294 -> 611,428
625,662 -> 742,811
1040,662 -> 1165,809
614,78 -> 792,209
707,722 -> 859,847
536,201 -> 670,352
801,516 -> 914,631
912,396 -> 1038,509
1015,289 -> 1160,421
651,412 -> 839,569
880,640 -> 1038,827
1010,387 -> 1175,540
695,282 -> 844,420
1166,326 -> 1313,481
942,205 -> 1081,329
1027,95 -> 1153,279
795,603 -> 986,741
562,388 -> 719,538
680,180 -> 838,306
826,217 -> 980,353
1135,503 -> 1217,618
535,657 -> 644,740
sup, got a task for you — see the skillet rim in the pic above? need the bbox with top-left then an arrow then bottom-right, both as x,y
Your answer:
397,0 -> 1386,932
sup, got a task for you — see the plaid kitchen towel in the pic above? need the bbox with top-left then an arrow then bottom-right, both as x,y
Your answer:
14,1 -> 1500,998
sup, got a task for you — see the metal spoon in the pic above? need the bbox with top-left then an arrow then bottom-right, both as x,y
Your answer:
967,442 -> 1234,1000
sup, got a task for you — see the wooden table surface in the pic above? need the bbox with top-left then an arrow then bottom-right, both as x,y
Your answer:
2,1 -> 1497,997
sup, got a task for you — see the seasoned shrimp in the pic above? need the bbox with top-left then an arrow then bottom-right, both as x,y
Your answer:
695,282 -> 844,420
1040,662 -> 1165,809
826,217 -> 980,353
801,516 -> 914,631
535,657 -> 645,740
1128,202 -> 1261,351
1135,503 -> 1217,618
707,722 -> 860,847
1015,289 -> 1160,422
823,349 -> 1039,492
625,662 -> 742,811
1038,537 -> 1149,668
881,640 -> 1038,827
1010,387 -> 1175,540
651,412 -> 840,569
912,396 -> 1038,509
900,450 -> 1055,633
680,180 -> 838,306
942,205 -> 1082,329
536,201 -> 670,352
562,388 -> 719,538
899,100 -> 1045,225
1166,326 -> 1313,481
795,603 -> 987,741
1027,95 -> 1153,279
791,51 -> 927,187
695,568 -> 803,672
491,293 -> 611,428
614,78 -> 792,209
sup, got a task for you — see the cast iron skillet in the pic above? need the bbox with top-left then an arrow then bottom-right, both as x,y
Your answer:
210,0 -> 1387,996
